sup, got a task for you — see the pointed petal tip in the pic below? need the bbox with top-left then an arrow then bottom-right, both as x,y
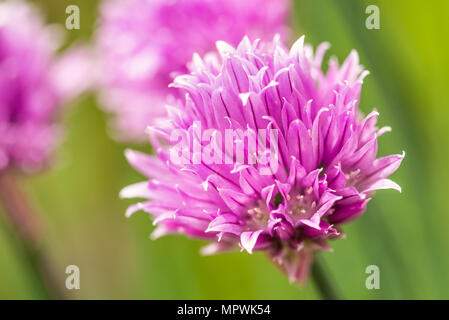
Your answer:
124,207 -> 135,218
364,178 -> 402,193
124,148 -> 138,162
118,186 -> 129,199
124,202 -> 143,218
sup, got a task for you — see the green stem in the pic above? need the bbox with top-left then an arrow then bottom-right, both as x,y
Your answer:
0,172 -> 65,299
311,256 -> 340,300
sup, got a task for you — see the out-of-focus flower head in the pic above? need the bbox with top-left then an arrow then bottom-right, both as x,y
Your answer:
97,0 -> 290,141
121,35 -> 404,284
0,0 -> 90,172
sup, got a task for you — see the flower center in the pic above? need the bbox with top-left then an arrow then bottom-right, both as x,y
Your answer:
245,186 -> 318,234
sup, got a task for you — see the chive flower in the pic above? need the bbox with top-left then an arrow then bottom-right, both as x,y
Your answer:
122,36 -> 404,283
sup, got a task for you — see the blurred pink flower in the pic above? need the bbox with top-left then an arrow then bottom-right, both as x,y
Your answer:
0,0 -> 89,172
122,36 -> 404,284
97,0 -> 289,141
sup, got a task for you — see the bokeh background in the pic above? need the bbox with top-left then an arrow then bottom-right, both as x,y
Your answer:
1,0 -> 448,299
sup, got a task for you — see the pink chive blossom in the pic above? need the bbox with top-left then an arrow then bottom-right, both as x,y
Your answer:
96,0 -> 289,141
0,0 -> 90,172
121,36 -> 404,284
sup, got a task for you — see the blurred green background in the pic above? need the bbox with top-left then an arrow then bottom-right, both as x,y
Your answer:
0,0 -> 448,299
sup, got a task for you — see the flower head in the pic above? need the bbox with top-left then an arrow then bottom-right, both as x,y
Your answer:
122,36 -> 404,284
0,0 -> 86,172
97,0 -> 289,141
